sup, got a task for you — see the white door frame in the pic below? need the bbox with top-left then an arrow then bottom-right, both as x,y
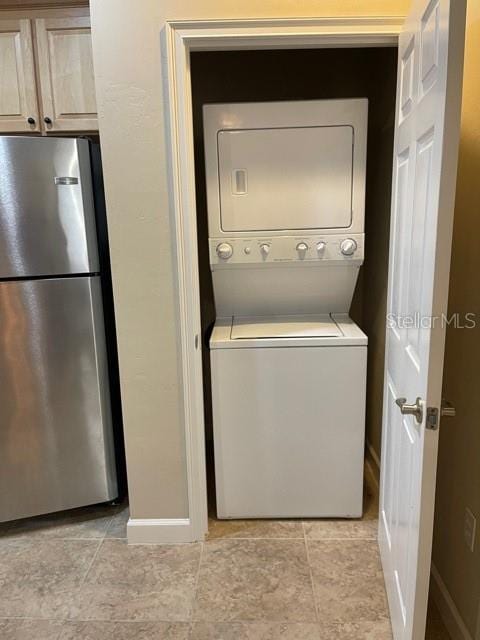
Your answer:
161,16 -> 404,544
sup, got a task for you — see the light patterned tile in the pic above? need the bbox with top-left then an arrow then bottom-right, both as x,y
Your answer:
207,518 -> 303,540
0,539 -> 100,618
304,518 -> 377,540
190,622 -> 322,639
0,619 -> 64,640
318,621 -> 393,639
308,540 -> 389,624
59,621 -> 190,639
194,540 -> 316,622
70,539 -> 201,621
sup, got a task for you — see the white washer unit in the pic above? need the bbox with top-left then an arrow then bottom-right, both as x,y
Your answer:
204,99 -> 368,518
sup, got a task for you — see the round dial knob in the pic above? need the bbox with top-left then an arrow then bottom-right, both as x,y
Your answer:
340,238 -> 357,256
296,242 -> 308,252
317,241 -> 327,253
216,243 -> 233,260
260,243 -> 270,257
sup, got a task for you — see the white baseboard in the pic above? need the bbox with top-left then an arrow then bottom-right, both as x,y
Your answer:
127,518 -> 194,544
431,563 -> 473,640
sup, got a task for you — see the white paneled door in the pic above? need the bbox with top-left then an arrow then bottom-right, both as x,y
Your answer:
379,1 -> 466,639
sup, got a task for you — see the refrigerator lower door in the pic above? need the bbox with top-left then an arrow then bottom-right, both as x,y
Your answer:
0,276 -> 117,522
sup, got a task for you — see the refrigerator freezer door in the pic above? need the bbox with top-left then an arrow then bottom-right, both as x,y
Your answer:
0,276 -> 117,522
0,136 -> 99,278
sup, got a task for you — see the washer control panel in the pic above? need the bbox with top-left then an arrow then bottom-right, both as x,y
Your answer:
210,234 -> 364,265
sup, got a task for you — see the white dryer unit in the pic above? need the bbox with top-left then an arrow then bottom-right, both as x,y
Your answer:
204,99 -> 368,239
211,315 -> 367,518
203,99 -> 369,519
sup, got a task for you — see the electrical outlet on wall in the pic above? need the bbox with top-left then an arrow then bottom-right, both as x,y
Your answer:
464,507 -> 477,552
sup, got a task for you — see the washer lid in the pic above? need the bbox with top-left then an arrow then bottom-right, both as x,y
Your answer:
231,315 -> 343,339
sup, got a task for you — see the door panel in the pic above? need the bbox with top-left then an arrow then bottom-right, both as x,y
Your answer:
0,19 -> 39,133
0,136 -> 99,278
35,17 -> 98,132
0,276 -> 117,522
379,1 -> 466,639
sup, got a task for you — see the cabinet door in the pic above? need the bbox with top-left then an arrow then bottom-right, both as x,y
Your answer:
0,19 -> 39,133
35,17 -> 98,131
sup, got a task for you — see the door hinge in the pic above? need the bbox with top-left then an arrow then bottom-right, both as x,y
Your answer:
426,406 -> 439,430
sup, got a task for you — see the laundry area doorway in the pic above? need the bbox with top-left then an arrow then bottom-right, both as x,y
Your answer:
191,45 -> 397,520
164,4 -> 466,639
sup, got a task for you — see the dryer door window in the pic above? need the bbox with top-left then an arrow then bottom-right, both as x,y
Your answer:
217,125 -> 354,232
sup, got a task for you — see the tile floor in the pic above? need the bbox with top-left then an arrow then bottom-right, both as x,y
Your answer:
0,487 -> 450,639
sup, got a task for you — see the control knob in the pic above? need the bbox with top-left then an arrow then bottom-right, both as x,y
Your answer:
296,242 -> 309,259
216,243 -> 233,260
317,241 -> 327,254
260,243 -> 270,258
340,238 -> 357,256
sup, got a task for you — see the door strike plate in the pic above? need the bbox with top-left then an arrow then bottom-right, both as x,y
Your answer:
426,407 -> 439,430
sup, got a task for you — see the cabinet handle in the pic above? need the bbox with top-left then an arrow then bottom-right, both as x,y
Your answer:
44,116 -> 52,125
27,117 -> 36,125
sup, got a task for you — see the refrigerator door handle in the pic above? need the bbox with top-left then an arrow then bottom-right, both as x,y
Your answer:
54,176 -> 79,185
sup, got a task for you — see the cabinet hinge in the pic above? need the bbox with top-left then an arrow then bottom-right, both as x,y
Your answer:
426,407 -> 439,430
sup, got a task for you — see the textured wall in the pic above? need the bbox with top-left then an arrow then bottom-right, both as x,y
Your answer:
432,1 -> 480,635
89,0 -> 408,520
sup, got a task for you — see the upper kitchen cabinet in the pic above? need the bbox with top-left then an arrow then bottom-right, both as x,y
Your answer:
35,17 -> 97,131
0,19 -> 39,132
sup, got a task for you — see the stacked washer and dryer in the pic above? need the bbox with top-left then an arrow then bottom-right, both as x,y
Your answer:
203,99 -> 368,519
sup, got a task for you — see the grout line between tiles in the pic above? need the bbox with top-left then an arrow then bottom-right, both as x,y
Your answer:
303,521 -> 320,624
207,535 -> 305,541
189,541 -> 204,625
305,535 -> 377,541
74,537 -> 104,595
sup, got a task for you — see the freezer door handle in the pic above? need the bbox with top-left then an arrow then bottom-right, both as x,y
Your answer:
54,176 -> 79,185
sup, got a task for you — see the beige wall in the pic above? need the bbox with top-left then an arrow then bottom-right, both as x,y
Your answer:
89,0 -> 409,520
432,1 -> 480,636
91,0 -> 479,632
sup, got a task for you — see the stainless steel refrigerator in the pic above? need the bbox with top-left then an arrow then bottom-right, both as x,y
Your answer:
0,136 -> 118,522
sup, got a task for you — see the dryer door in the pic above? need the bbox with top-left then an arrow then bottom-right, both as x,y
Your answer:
218,125 -> 354,232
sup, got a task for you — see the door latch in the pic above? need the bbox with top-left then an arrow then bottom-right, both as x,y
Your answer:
395,396 -> 423,424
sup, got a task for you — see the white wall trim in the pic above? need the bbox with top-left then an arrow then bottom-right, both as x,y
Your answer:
430,563 -> 473,640
162,16 -> 403,544
127,518 -> 193,544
